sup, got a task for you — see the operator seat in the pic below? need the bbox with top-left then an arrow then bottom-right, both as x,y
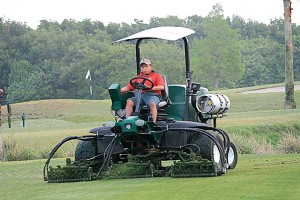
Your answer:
158,74 -> 171,107
140,74 -> 171,121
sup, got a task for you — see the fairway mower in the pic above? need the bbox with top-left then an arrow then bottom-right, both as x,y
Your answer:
44,26 -> 238,183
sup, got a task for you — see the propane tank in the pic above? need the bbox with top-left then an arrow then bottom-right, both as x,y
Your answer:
196,94 -> 230,115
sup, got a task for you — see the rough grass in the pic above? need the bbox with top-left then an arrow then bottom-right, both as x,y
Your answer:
214,81 -> 300,112
0,154 -> 299,200
218,109 -> 300,127
1,99 -> 112,123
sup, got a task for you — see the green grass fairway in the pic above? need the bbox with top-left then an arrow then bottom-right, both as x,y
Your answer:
0,154 -> 299,200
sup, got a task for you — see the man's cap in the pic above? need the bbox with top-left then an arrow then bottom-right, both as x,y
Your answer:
140,58 -> 152,66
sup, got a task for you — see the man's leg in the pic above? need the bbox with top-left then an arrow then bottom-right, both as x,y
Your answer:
125,99 -> 135,118
148,102 -> 158,122
144,95 -> 161,122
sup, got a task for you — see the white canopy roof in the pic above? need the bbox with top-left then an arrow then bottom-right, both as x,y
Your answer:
113,26 -> 195,43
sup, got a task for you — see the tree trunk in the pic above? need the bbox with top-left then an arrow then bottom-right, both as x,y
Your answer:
284,0 -> 296,109
0,89 -> 3,161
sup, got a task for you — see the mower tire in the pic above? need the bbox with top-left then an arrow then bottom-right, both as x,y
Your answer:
226,142 -> 238,169
75,139 -> 97,161
189,131 -> 225,174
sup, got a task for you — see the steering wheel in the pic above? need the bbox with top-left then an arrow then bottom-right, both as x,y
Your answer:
129,76 -> 154,90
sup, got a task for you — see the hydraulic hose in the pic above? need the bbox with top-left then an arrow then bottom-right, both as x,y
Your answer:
167,127 -> 227,170
194,126 -> 231,155
43,135 -> 97,181
95,135 -> 118,179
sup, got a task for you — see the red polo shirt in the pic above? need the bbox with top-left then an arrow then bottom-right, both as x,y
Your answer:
127,71 -> 165,96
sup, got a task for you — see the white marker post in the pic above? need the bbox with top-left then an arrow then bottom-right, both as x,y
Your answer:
86,70 -> 93,98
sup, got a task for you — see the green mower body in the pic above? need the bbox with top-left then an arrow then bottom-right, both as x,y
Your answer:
44,27 -> 238,182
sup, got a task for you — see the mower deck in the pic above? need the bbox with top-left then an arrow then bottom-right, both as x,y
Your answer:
46,152 -> 219,182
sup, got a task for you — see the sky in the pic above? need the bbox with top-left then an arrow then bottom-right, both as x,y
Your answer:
1,0 -> 300,29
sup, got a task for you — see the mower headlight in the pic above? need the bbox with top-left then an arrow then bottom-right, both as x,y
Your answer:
135,119 -> 145,126
196,94 -> 230,115
106,121 -> 116,128
110,106 -> 126,119
116,109 -> 126,118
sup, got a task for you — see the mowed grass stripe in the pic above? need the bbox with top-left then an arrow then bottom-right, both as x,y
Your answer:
0,154 -> 300,199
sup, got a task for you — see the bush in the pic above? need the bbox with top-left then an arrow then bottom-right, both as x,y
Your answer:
230,134 -> 273,154
277,132 -> 300,154
3,134 -> 76,161
230,134 -> 257,154
254,137 -> 273,154
3,134 -> 38,161
4,147 -> 38,161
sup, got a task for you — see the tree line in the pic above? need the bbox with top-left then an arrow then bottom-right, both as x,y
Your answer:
1,5 -> 299,103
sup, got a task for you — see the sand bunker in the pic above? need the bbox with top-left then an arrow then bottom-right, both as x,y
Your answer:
241,85 -> 300,94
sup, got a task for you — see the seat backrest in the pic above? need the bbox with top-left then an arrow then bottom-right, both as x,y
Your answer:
160,74 -> 171,107
161,74 -> 169,101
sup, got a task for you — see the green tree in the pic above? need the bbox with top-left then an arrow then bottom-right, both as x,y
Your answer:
191,4 -> 243,89
0,49 -> 11,90
106,23 -> 122,41
239,37 -> 284,86
0,18 -> 32,89
2,13 -> 299,103
228,15 -> 272,40
6,60 -> 52,102
186,15 -> 205,39
149,16 -> 186,28
139,41 -> 186,84
269,18 -> 285,44
292,34 -> 300,81
227,15 -> 246,39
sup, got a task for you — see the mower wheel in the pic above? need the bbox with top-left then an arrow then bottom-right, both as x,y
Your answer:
189,131 -> 225,174
226,142 -> 238,169
214,134 -> 224,149
189,133 -> 214,160
75,139 -> 97,161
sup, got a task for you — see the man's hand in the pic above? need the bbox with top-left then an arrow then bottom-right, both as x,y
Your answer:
150,85 -> 164,91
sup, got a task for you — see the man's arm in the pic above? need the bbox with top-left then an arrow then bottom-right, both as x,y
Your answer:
151,85 -> 164,91
150,74 -> 165,91
121,86 -> 131,93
